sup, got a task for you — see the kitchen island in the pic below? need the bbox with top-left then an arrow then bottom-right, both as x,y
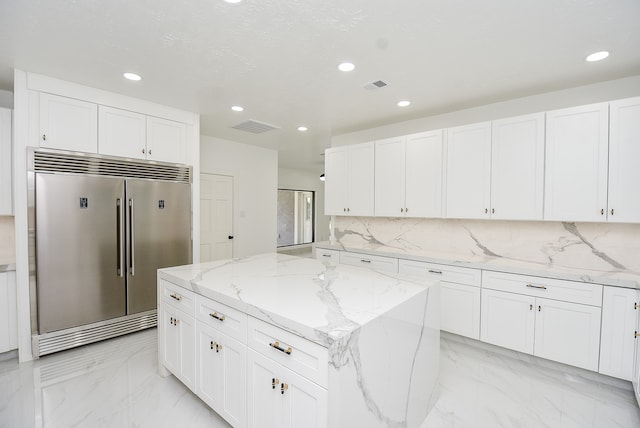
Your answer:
157,253 -> 440,428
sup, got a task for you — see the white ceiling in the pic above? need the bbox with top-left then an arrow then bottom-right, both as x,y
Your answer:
1,0 -> 639,173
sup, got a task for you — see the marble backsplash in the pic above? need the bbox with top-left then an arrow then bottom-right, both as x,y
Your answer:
332,217 -> 640,278
0,216 -> 15,265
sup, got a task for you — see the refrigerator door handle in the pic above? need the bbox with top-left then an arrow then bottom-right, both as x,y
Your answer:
129,198 -> 135,276
116,198 -> 124,277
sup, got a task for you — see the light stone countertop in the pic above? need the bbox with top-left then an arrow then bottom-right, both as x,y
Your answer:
158,253 -> 439,347
0,263 -> 15,272
314,241 -> 640,289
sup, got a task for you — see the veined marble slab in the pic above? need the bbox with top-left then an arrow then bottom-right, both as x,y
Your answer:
325,217 -> 640,289
158,252 -> 439,346
159,253 -> 440,427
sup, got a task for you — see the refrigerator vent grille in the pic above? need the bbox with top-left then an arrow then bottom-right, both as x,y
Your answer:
33,151 -> 191,183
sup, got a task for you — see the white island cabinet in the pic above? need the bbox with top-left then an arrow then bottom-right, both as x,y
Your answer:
158,253 -> 440,428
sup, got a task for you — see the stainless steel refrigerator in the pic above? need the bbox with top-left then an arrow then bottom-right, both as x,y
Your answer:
29,149 -> 192,355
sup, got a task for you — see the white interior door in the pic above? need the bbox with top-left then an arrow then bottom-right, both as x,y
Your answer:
200,173 -> 234,262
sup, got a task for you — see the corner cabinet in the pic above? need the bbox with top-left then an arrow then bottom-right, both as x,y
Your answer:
544,103 -> 609,222
324,142 -> 374,216
39,93 -> 98,153
0,108 -> 12,215
599,287 -> 639,381
374,131 -> 444,218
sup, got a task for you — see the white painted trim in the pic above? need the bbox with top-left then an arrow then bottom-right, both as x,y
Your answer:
13,69 -> 33,362
26,72 -> 195,125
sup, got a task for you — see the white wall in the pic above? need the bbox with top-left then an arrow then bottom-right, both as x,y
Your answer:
332,75 -> 640,146
278,167 -> 330,243
200,135 -> 278,257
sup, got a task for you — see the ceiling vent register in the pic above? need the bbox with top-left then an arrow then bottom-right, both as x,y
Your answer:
32,150 -> 191,183
231,119 -> 279,134
364,80 -> 388,90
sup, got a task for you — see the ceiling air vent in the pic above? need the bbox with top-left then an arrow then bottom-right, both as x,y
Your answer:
364,80 -> 388,90
232,119 -> 279,134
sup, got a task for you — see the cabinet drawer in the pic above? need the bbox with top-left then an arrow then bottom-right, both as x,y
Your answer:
399,259 -> 481,286
161,280 -> 196,315
339,251 -> 398,273
247,317 -> 328,388
315,248 -> 340,262
196,295 -> 247,344
482,271 -> 602,306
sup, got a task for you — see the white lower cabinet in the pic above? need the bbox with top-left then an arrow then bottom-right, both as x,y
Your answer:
399,259 -> 481,339
599,287 -> 639,381
248,349 -> 327,428
0,271 -> 18,353
481,271 -> 603,371
481,289 -> 535,354
533,297 -> 601,371
197,323 -> 247,427
160,302 -> 196,390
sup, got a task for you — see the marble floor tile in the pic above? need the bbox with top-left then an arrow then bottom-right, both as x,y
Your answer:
1,328 -> 638,428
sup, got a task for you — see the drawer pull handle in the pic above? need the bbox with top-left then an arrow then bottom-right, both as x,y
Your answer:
281,383 -> 289,395
322,254 -> 331,258
210,312 -> 226,322
210,341 -> 222,352
269,341 -> 293,355
360,259 -> 371,264
170,293 -> 182,301
635,331 -> 640,338
428,269 -> 443,274
272,378 -> 280,389
526,284 -> 547,290
634,303 -> 639,310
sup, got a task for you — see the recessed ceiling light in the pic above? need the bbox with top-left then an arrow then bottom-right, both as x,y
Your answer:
123,72 -> 142,81
338,62 -> 355,72
224,0 -> 242,3
231,106 -> 244,112
586,51 -> 609,62
397,100 -> 411,107
297,126 -> 308,132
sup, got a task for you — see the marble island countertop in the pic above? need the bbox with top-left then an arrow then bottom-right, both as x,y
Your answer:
158,253 -> 439,347
315,240 -> 640,289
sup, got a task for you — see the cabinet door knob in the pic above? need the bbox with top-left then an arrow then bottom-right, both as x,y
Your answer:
405,207 -> 408,213
611,208 -> 614,216
538,305 -> 541,312
149,149 -> 152,155
42,134 -> 46,141
272,378 -> 280,389
400,208 -> 404,213
142,148 -> 146,154
484,208 -> 488,214
491,208 -> 495,214
530,304 -> 533,311
601,208 -> 604,215
281,383 -> 289,395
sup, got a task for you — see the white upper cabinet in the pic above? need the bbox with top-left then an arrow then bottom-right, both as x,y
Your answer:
98,106 -> 146,159
445,122 -> 492,219
325,142 -> 374,216
374,136 -> 406,217
375,131 -> 444,218
324,146 -> 348,215
544,103 -> 609,222
0,108 -> 12,215
146,116 -> 187,164
608,97 -> 640,223
99,107 -> 187,164
39,93 -> 98,153
406,131 -> 444,217
490,113 -> 545,220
